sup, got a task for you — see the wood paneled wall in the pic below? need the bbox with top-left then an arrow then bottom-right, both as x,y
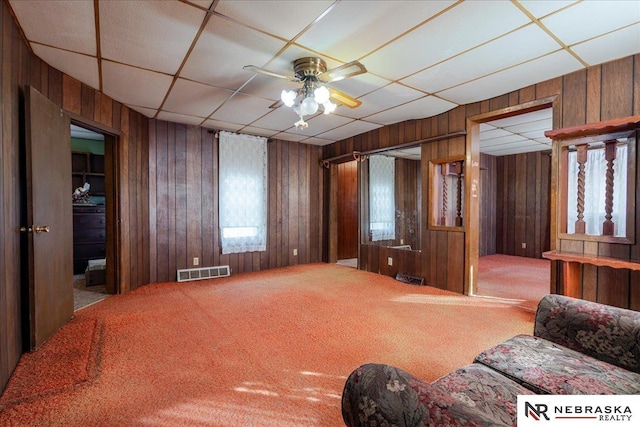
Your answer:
337,161 -> 357,260
148,120 -> 325,282
324,54 -> 640,306
0,0 -> 149,390
495,151 -> 551,258
553,57 -> 640,310
479,153 -> 497,256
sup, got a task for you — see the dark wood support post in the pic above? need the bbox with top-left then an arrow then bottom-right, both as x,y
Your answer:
441,163 -> 448,225
602,140 -> 617,235
455,161 -> 463,227
575,144 -> 587,234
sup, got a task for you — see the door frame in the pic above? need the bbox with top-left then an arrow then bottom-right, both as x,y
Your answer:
464,96 -> 559,296
67,112 -> 121,295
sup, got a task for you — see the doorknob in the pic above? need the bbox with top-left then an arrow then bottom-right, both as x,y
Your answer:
33,225 -> 50,233
20,226 -> 32,233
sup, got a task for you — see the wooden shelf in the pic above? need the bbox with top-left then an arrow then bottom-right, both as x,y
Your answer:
543,250 -> 640,271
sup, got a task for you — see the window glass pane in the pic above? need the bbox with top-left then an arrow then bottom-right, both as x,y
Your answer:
369,155 -> 395,241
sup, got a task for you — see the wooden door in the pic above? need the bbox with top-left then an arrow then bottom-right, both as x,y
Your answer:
23,86 -> 73,350
337,161 -> 358,259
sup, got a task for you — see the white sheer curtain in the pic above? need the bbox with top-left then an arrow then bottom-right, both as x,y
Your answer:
567,144 -> 627,237
369,155 -> 395,241
218,131 -> 268,254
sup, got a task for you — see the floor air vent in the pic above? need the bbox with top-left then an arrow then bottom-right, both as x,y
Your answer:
177,265 -> 231,282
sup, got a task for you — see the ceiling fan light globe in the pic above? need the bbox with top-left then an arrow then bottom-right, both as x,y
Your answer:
323,101 -> 337,114
300,96 -> 318,115
314,86 -> 330,104
281,90 -> 296,107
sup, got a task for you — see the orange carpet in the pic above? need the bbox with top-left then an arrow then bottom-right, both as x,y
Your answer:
0,263 -> 535,426
476,254 -> 551,311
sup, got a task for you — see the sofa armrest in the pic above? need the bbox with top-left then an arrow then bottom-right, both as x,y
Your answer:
534,294 -> 640,373
341,363 -> 503,427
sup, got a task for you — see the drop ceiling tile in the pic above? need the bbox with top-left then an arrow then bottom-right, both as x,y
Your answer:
299,136 -> 334,146
238,126 -> 280,139
251,107 -> 305,132
239,74 -> 301,102
503,119 -> 551,134
208,92 -> 277,125
163,79 -> 233,118
572,23 -> 640,66
438,50 -> 583,105
270,132 -> 308,143
316,120 -> 383,141
201,119 -> 244,133
328,73 -> 392,99
518,0 -> 578,18
156,111 -> 206,126
365,96 -> 457,126
285,113 -> 354,138
402,24 -> 560,93
542,1 -> 640,46
9,0 -> 96,55
362,1 -> 531,80
129,106 -> 157,119
480,128 -> 512,140
295,1 -> 456,62
338,83 -> 425,119
100,1 -> 206,75
102,61 -> 173,109
481,134 -> 526,147
214,0 -> 334,40
31,45 -> 99,89
521,129 -> 551,141
181,15 -> 288,90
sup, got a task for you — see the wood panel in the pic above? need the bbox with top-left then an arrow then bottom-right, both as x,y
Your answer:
337,161 -> 358,260
148,122 -> 325,281
494,151 -> 551,258
479,153 -> 497,256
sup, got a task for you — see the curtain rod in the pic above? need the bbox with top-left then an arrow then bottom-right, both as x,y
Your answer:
320,131 -> 466,168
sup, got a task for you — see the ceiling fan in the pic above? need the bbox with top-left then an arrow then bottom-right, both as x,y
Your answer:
243,57 -> 366,128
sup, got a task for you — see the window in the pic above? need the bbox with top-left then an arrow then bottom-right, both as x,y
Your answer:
218,131 -> 267,254
369,155 -> 395,241
567,144 -> 627,237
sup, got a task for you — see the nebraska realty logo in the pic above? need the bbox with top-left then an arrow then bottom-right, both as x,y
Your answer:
518,396 -> 640,426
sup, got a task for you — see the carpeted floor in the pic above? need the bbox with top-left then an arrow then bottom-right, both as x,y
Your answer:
73,274 -> 109,311
0,263 -> 535,426
475,254 -> 551,311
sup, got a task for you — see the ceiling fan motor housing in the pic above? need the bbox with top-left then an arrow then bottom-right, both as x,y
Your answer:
294,57 -> 327,81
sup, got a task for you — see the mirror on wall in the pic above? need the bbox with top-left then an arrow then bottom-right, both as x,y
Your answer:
361,146 -> 421,251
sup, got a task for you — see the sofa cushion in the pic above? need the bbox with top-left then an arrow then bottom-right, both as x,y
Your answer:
434,364 -> 533,427
342,363 -> 507,427
474,334 -> 640,395
534,294 -> 640,373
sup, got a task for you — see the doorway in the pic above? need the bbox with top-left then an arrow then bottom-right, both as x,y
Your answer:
69,122 -> 118,309
466,100 -> 555,308
70,124 -> 111,310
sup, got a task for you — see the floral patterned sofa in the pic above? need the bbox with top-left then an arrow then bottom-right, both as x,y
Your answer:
341,294 -> 640,427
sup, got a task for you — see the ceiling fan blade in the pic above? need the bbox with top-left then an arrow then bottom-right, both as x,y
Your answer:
320,60 -> 367,83
243,65 -> 298,82
329,88 -> 362,108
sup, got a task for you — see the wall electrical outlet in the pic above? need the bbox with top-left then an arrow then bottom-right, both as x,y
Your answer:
388,257 -> 393,266
293,249 -> 298,256
521,243 -> 527,249
193,257 -> 199,266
